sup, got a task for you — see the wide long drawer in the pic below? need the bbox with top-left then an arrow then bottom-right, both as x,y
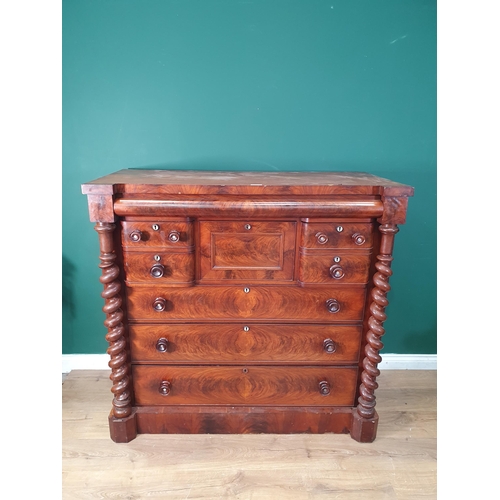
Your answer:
125,285 -> 366,322
129,324 -> 362,363
132,365 -> 358,406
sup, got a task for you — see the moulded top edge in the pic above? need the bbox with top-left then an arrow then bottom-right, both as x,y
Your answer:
82,169 -> 414,197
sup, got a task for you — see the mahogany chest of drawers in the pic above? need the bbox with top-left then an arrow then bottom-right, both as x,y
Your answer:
82,169 -> 413,443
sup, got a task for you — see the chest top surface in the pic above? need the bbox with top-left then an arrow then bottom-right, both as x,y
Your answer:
82,169 -> 414,197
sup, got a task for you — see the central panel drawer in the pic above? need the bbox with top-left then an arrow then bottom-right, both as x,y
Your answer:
199,220 -> 296,282
132,365 -> 358,406
129,324 -> 362,363
125,285 -> 366,322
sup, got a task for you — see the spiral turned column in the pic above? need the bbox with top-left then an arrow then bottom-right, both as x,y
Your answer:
94,222 -> 132,420
356,223 -> 399,421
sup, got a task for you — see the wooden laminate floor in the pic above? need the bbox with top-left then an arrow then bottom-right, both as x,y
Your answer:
62,370 -> 436,499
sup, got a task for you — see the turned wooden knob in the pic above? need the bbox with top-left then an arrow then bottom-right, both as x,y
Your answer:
153,297 -> 167,311
150,263 -> 165,278
129,229 -> 142,242
323,338 -> 337,353
155,338 -> 169,352
168,230 -> 180,243
325,298 -> 340,313
319,380 -> 331,396
329,264 -> 344,280
352,232 -> 365,245
159,380 -> 171,396
315,232 -> 329,244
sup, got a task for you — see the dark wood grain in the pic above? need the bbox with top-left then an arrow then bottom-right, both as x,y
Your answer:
199,220 -> 296,281
301,221 -> 373,249
121,220 -> 194,248
82,169 -> 415,197
114,195 -> 385,218
122,251 -> 195,285
134,406 -> 356,435
129,324 -> 362,363
125,285 -> 367,322
298,250 -> 371,284
132,365 -> 358,406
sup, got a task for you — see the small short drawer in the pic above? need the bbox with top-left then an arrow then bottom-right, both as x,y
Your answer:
299,251 -> 371,285
123,251 -> 195,285
125,285 -> 366,322
301,221 -> 373,249
129,324 -> 362,364
121,220 -> 193,248
132,365 -> 358,406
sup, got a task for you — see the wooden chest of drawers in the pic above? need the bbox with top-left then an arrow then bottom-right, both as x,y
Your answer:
82,170 -> 413,443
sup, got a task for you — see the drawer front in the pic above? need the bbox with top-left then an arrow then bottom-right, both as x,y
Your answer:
129,324 -> 362,363
298,251 -> 371,284
199,220 -> 296,282
301,222 -> 373,249
123,251 -> 195,284
132,365 -> 358,406
121,220 -> 194,248
125,285 -> 366,322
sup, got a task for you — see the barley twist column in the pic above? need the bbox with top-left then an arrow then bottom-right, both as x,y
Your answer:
352,222 -> 399,441
95,222 -> 132,419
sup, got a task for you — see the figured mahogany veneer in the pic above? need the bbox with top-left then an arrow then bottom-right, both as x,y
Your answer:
129,324 -> 362,363
199,220 -> 296,282
122,220 -> 194,248
123,251 -> 195,285
298,251 -> 371,285
82,169 -> 413,443
125,285 -> 366,322
301,220 -> 373,249
132,365 -> 358,406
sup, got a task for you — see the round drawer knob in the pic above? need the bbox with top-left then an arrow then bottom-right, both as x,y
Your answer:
325,298 -> 340,313
319,380 -> 331,396
244,224 -> 252,230
168,230 -> 180,243
329,264 -> 345,280
159,380 -> 171,396
129,230 -> 142,242
153,297 -> 167,311
155,338 -> 169,352
323,338 -> 337,353
150,263 -> 165,278
352,233 -> 366,245
315,232 -> 329,244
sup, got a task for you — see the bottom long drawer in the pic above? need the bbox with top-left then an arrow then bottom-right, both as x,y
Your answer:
132,365 -> 358,406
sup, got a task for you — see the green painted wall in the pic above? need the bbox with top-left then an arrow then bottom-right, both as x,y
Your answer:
63,0 -> 436,355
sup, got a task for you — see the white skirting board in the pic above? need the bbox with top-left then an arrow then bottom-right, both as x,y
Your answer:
62,353 -> 437,374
